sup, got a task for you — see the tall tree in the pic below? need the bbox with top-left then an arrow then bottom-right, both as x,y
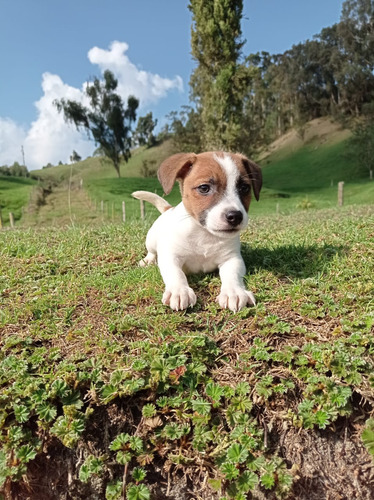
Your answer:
189,0 -> 247,151
134,112 -> 158,147
55,70 -> 139,177
338,0 -> 374,115
347,121 -> 374,179
167,106 -> 203,152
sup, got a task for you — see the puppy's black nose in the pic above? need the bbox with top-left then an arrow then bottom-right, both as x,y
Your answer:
225,210 -> 243,227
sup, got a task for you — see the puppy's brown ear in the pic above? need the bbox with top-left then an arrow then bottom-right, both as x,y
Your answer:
158,153 -> 197,195
239,155 -> 263,201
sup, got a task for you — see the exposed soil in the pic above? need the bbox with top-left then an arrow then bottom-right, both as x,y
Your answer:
5,390 -> 373,500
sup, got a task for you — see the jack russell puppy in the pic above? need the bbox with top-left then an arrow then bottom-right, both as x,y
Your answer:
132,151 -> 262,312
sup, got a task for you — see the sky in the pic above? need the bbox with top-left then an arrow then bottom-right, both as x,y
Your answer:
0,0 -> 345,170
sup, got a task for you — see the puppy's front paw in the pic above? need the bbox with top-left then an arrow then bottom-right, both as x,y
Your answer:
217,288 -> 256,312
162,286 -> 197,311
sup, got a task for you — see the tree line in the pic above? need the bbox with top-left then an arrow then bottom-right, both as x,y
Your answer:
168,0 -> 374,163
0,162 -> 29,178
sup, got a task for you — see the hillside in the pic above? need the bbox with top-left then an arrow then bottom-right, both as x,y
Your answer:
6,117 -> 370,228
1,117 -> 372,228
0,176 -> 36,226
258,117 -> 351,164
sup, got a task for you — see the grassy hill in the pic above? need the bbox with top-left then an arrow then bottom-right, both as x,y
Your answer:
0,176 -> 36,225
254,117 -> 373,216
1,117 -> 372,227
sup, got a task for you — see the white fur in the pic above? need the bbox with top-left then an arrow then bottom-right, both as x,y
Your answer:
203,155 -> 249,235
134,153 -> 256,312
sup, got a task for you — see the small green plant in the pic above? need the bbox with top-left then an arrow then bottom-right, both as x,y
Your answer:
362,419 -> 374,459
79,455 -> 105,483
296,196 -> 315,210
126,483 -> 151,500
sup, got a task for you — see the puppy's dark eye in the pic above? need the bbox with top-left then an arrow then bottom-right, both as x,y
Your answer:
197,184 -> 211,195
238,183 -> 251,195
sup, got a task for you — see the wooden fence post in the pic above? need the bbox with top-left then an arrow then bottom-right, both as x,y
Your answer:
122,201 -> 126,223
338,181 -> 344,207
9,213 -> 15,228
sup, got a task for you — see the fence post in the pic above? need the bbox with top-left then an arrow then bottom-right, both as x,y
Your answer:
122,201 -> 126,223
140,200 -> 145,220
338,181 -> 344,207
9,212 -> 15,228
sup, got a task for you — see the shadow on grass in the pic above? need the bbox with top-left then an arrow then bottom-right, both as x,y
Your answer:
241,242 -> 345,278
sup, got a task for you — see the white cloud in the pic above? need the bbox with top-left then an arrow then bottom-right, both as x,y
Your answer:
88,41 -> 184,105
24,73 -> 94,169
0,41 -> 183,170
0,118 -> 27,166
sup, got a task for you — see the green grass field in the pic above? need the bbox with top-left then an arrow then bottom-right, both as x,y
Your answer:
0,176 -> 36,225
1,205 -> 373,498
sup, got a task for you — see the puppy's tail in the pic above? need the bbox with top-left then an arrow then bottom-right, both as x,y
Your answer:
132,191 -> 172,214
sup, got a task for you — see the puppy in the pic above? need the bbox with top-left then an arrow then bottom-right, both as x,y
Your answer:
132,152 -> 262,312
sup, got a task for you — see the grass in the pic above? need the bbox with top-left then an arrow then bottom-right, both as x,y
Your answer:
85,177 -> 182,220
0,176 -> 36,225
1,205 -> 374,499
32,140 -> 175,185
262,140 -> 362,192
20,177 -> 183,227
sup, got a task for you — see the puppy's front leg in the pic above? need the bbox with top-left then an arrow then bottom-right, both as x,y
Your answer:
217,256 -> 256,312
158,256 -> 196,311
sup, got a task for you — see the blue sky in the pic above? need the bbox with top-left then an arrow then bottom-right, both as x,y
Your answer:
0,0 -> 344,170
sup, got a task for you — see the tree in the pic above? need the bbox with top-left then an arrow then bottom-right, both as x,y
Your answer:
188,0 -> 247,151
338,1 -> 374,115
70,151 -> 82,163
166,106 -> 203,152
9,162 -> 29,177
347,121 -> 374,179
134,112 -> 158,147
54,70 -> 139,177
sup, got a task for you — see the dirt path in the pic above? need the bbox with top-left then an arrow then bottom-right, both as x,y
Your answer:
21,185 -> 109,227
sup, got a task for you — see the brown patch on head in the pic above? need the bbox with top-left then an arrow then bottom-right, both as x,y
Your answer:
180,152 -> 229,220
157,153 -> 197,195
233,153 -> 262,202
